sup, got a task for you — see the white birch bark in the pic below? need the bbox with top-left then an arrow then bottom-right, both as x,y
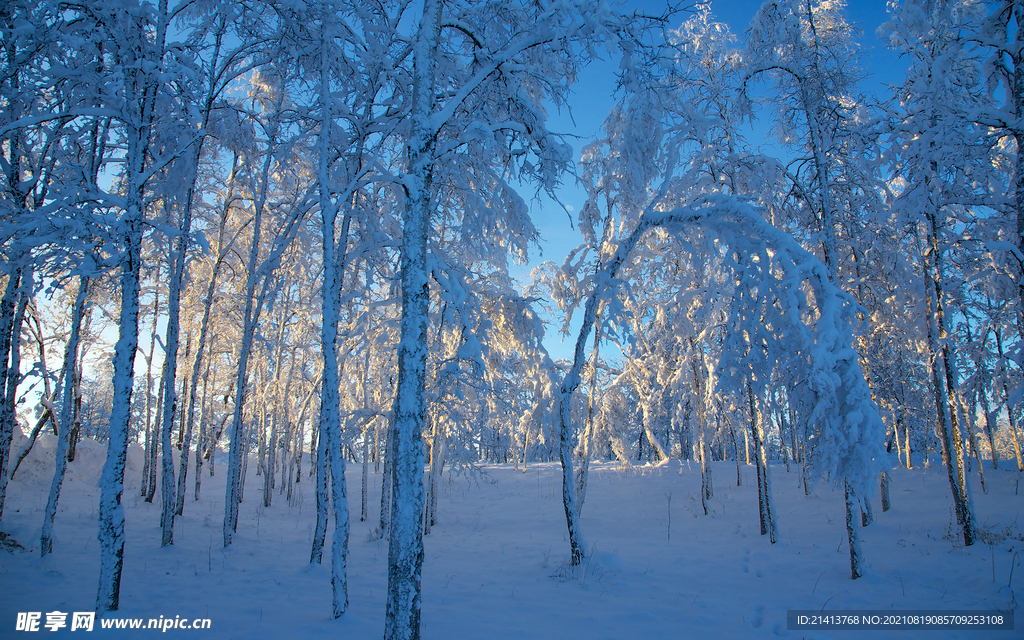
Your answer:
140,279 -> 159,500
920,212 -> 976,545
157,16 -> 234,540
97,185 -> 146,613
845,481 -> 864,579
223,82 -> 287,547
41,277 -> 88,556
385,3 -> 441,636
317,94 -> 353,617
96,0 -> 171,602
181,160 -> 243,512
0,268 -> 27,520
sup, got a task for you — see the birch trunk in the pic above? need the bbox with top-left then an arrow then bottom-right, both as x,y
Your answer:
97,178 -> 146,613
146,373 -> 163,503
730,417 -> 741,486
310,418 -> 328,563
995,328 -> 1023,471
845,482 -> 864,579
361,421 -> 370,522
140,282 -> 160,499
748,380 -> 768,537
575,322 -> 602,515
0,268 -> 27,520
41,278 -> 88,556
920,212 -> 975,546
690,342 -> 711,513
159,239 -> 186,544
223,85 -> 286,547
385,4 -> 441,635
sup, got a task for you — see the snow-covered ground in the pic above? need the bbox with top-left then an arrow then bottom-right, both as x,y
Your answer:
1,433 -> 1020,639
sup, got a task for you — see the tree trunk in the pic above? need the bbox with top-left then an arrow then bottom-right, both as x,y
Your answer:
575,321 -> 602,516
730,416 -> 741,486
180,158 -> 239,515
310,419 -> 329,564
67,338 -> 85,463
920,217 -> 975,546
97,170 -> 147,612
41,278 -> 88,556
1014,1 -> 1024,339
146,373 -> 163,504
378,415 -> 393,539
881,471 -> 890,512
845,482 -> 864,579
0,268 -> 27,520
140,280 -> 160,499
223,85 -> 287,547
963,390 -> 987,493
691,343 -> 711,514
159,233 -> 185,545
385,5 -> 441,635
361,421 -> 370,522
749,380 -> 777,543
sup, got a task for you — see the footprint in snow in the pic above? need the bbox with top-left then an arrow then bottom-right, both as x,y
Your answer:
750,604 -> 765,629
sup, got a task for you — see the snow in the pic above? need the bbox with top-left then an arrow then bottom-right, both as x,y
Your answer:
0,431 -> 1020,639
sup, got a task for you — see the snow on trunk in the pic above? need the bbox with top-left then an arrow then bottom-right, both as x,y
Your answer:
316,15 -> 354,605
845,482 -> 864,579
310,420 -> 328,564
920,211 -> 976,546
0,266 -> 27,520
556,198 -> 884,573
41,277 -> 88,556
97,198 -> 144,612
158,246 -> 186,546
385,4 -> 440,636
223,82 -> 287,547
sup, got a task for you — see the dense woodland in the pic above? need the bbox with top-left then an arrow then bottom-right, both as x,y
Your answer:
1,0 -> 1022,638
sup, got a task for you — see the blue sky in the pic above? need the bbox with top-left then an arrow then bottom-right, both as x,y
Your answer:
523,0 -> 909,361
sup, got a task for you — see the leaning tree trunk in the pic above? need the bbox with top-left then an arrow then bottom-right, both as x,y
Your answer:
179,158 -> 240,515
223,85 -> 286,547
574,320 -> 602,517
41,278 -> 88,556
920,212 -> 975,546
159,234 -> 188,546
157,142 -> 206,543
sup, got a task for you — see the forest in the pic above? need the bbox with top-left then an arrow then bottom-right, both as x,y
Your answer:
0,0 -> 1022,638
